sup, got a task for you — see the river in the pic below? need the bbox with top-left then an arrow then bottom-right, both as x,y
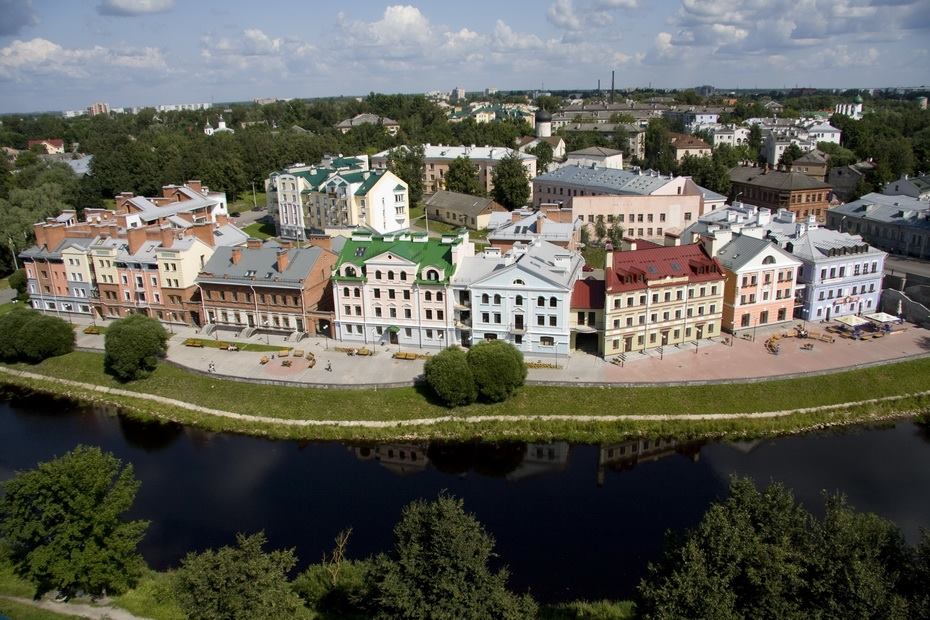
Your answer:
1,393 -> 929,603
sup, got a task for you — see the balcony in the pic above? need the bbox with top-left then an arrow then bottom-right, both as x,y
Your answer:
455,318 -> 472,330
510,323 -> 526,334
454,299 -> 471,310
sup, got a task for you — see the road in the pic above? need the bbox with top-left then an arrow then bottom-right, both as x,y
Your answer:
885,256 -> 930,280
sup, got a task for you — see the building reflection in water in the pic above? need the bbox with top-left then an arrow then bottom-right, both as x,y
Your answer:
597,438 -> 704,486
352,443 -> 430,476
506,442 -> 570,481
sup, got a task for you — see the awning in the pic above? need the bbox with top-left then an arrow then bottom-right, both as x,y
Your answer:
863,312 -> 902,324
387,325 -> 400,334
835,315 -> 870,328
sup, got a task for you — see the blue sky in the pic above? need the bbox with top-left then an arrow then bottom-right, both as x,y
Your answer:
1,0 -> 928,113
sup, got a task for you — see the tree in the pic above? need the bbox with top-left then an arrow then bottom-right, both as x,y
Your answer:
387,145 -> 425,206
778,143 -> 804,168
748,124 -> 763,162
104,314 -> 168,381
466,340 -> 527,403
369,495 -> 537,619
594,215 -> 607,242
608,221 -> 624,248
0,307 -> 74,363
579,225 -> 591,247
7,268 -> 27,299
490,154 -> 530,210
173,532 -> 302,620
527,140 -> 553,173
644,119 -> 676,173
816,142 -> 858,168
0,446 -> 149,598
424,347 -> 477,407
444,156 -> 484,196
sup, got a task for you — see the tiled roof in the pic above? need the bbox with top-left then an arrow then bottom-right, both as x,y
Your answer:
569,146 -> 623,157
571,277 -> 605,309
198,246 -> 327,288
606,244 -> 723,293
668,133 -> 711,150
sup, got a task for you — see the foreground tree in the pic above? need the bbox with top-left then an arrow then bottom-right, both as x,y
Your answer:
466,340 -> 527,403
490,154 -> 530,210
104,314 -> 168,381
444,156 -> 484,196
387,145 -> 426,206
173,532 -> 302,620
527,140 -> 553,173
0,307 -> 74,363
7,268 -> 27,299
0,446 -> 149,598
423,347 -> 477,407
369,495 -> 537,619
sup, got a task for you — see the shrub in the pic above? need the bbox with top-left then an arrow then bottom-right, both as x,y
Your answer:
7,268 -> 27,300
466,339 -> 527,402
292,559 -> 372,618
423,346 -> 477,406
104,314 -> 168,381
0,445 -> 149,598
0,307 -> 74,363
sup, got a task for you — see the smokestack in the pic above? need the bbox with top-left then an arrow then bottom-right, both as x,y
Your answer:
597,78 -> 601,92
127,226 -> 147,255
611,70 -> 615,103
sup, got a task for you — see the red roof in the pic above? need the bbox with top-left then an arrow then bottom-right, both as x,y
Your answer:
27,139 -> 64,148
571,278 -> 605,309
606,244 -> 723,293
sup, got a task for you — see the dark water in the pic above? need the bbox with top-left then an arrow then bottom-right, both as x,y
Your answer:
2,394 -> 929,603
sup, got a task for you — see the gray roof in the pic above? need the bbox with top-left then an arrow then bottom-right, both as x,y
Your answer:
568,146 -> 622,157
729,166 -> 831,191
213,224 -> 249,246
487,210 -> 576,244
335,113 -> 399,129
830,192 -> 930,227
198,246 -> 328,288
424,190 -> 504,218
533,165 -> 675,195
715,235 -> 796,272
20,236 -> 95,260
793,149 -> 828,165
784,227 -> 884,262
454,240 -> 582,290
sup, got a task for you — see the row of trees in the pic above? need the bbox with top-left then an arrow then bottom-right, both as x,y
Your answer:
0,307 -> 74,363
424,341 -> 528,407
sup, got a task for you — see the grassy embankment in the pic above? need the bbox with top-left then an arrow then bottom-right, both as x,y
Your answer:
180,337 -> 290,353
227,191 -> 266,215
2,351 -> 929,443
241,220 -> 276,240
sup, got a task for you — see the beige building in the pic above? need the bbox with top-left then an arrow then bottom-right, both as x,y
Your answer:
668,132 -> 712,162
572,194 -> 704,244
423,190 -> 507,230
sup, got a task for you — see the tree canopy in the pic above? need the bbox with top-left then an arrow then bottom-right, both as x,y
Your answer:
490,154 -> 530,210
466,340 -> 527,402
0,307 -> 74,363
444,156 -> 484,196
104,314 -> 169,381
387,145 -> 426,206
424,346 -> 478,407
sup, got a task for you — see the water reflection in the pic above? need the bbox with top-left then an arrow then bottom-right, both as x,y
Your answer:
117,414 -> 184,452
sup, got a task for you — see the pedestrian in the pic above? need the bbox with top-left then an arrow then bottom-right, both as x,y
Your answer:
326,361 -> 332,372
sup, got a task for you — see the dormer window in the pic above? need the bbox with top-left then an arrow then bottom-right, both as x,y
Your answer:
425,269 -> 439,281
345,266 -> 357,277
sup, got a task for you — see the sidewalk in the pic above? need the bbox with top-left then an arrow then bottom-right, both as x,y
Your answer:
69,315 -> 930,387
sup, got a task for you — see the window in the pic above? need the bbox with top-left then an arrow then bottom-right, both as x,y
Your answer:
515,295 -> 523,305
541,336 -> 554,347
537,315 -> 545,326
404,308 -> 412,319
343,287 -> 350,297
425,291 -> 432,301
482,312 -> 490,323
426,309 -> 432,319
537,296 -> 545,307
549,316 -> 557,326
482,293 -> 490,304
344,305 -> 351,315
400,271 -> 407,281
494,294 -> 502,305
549,296 -> 557,307
494,313 -> 501,324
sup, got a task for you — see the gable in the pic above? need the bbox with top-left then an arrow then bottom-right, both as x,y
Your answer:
365,250 -> 417,267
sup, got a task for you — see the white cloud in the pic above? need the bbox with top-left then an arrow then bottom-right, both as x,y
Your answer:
97,0 -> 174,16
548,0 -> 583,30
0,37 -> 167,80
0,0 -> 37,36
594,0 -> 639,7
201,28 -> 317,74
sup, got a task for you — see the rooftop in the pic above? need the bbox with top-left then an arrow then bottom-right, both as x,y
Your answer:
198,246 -> 327,288
606,243 -> 723,293
729,166 -> 831,191
424,190 -> 504,218
534,165 -> 677,195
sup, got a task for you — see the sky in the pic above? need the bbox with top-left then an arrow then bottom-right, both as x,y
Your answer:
0,0 -> 929,113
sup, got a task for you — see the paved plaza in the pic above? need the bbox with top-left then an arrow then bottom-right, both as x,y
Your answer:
67,315 -> 930,387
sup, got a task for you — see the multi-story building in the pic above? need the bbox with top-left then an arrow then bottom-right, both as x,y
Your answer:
705,125 -> 751,148
451,240 -> 584,355
602,239 -> 725,356
110,180 -> 230,228
331,229 -> 475,348
826,192 -> 930,259
772,226 -> 886,321
681,202 -> 809,244
558,122 -> 646,160
88,102 -> 110,116
371,144 -> 536,196
565,147 -> 623,170
267,160 -> 409,239
668,132 -> 712,162
883,174 -> 930,200
789,149 -> 829,182
701,230 -> 801,335
729,166 -> 832,223
570,275 -> 606,354
835,96 -> 864,120
196,242 -> 337,337
334,113 -> 400,136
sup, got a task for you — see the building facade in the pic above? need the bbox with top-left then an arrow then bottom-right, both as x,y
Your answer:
826,192 -> 930,259
729,167 -> 832,223
423,190 -> 507,230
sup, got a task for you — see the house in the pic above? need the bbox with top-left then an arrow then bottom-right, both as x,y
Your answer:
487,207 -> 579,251
602,239 -> 725,356
763,101 -> 784,114
729,166 -> 832,222
451,240 -> 584,355
668,132 -> 712,163
570,275 -> 606,354
826,192 -> 930,259
680,202 -> 806,245
196,242 -> 337,338
371,144 -> 536,196
27,139 -> 65,155
335,113 -> 400,136
423,190 -> 506,230
789,149 -> 829,182
331,229 -> 475,348
826,161 -> 875,202
566,146 -> 623,170
516,136 -> 567,163
701,231 -> 801,335
109,180 -> 230,229
558,123 -> 646,160
706,125 -> 751,148
883,174 -> 930,200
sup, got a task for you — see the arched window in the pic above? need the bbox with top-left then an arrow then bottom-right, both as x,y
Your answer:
482,293 -> 490,304
493,294 -> 501,304
515,295 -> 523,305
425,291 -> 432,301
426,270 -> 439,281
353,288 -> 360,297
387,270 -> 394,280
436,292 -> 443,301
343,287 -> 349,297
537,296 -> 545,307
513,279 -> 525,285
400,271 -> 407,281
762,255 -> 776,265
345,266 -> 357,277
375,270 -> 382,279
549,296 -> 557,307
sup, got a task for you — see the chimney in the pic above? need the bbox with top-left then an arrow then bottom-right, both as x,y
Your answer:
186,180 -> 203,194
246,238 -> 262,249
231,247 -> 242,264
308,235 -> 331,251
190,222 -> 215,247
159,227 -> 175,249
663,231 -> 681,247
701,229 -> 732,257
536,213 -> 545,234
276,248 -> 289,273
33,223 -> 48,249
604,242 -> 614,270
511,210 -> 523,223
215,213 -> 229,226
127,226 -> 147,255
115,192 -> 134,212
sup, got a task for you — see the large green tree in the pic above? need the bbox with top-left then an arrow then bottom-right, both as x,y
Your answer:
0,446 -> 149,598
466,339 -> 527,402
527,140 -> 553,173
444,156 -> 484,196
0,307 -> 74,363
387,145 -> 426,206
778,143 -> 804,167
424,346 -> 477,407
644,119 -> 676,173
369,495 -> 537,620
173,532 -> 303,620
104,314 -> 168,381
490,154 -> 530,210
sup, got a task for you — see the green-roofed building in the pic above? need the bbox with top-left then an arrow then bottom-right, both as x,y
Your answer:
332,228 -> 475,347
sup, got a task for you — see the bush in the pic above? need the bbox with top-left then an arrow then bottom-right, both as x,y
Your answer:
104,314 -> 168,381
0,307 -> 74,363
7,268 -> 27,300
423,347 -> 477,407
0,445 -> 149,598
173,532 -> 303,620
466,340 -> 527,402
292,559 -> 372,618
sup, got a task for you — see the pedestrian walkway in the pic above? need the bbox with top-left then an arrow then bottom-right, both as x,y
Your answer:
0,595 -> 151,620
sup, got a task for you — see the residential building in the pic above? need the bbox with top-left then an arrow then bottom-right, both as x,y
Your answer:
331,229 -> 475,348
664,106 -> 730,131
451,240 -> 584,355
826,161 -> 875,202
516,135 -> 567,164
668,132 -> 712,162
883,174 -> 930,200
602,239 -> 725,356
196,242 -> 337,337
108,180 -> 230,229
729,166 -> 832,222
533,165 -> 693,209
566,146 -> 623,170
772,226 -> 886,321
88,102 -> 110,116
27,139 -> 65,155
789,149 -> 829,182
570,274 -> 605,354
371,144 -> 537,196
423,190 -> 507,230
558,123 -> 646,160
335,113 -> 400,136
826,192 -> 930,259
705,125 -> 751,148
681,202 -> 808,244
806,122 -> 842,146
701,230 -> 801,335
487,207 -> 579,251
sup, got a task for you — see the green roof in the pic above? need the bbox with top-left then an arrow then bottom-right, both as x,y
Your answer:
353,170 -> 385,196
393,184 -> 406,192
334,234 -> 456,281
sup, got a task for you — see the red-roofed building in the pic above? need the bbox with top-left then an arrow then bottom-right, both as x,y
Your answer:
27,139 -> 65,155
570,276 -> 605,354
603,238 -> 724,355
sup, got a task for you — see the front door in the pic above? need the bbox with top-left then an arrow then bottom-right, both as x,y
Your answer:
624,336 -> 633,352
296,318 -> 304,332
248,314 -> 255,327
390,332 -> 398,345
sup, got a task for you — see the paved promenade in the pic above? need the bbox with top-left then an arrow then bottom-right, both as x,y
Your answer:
67,316 -> 930,387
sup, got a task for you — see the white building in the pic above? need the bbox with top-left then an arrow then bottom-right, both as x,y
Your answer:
835,97 -> 864,120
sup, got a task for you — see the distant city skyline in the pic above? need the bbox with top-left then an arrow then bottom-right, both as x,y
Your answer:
1,0 -> 928,114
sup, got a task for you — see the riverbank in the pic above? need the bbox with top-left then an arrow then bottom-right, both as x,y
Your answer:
2,351 -> 929,442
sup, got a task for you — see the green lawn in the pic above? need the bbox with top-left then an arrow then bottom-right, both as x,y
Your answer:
540,599 -> 635,619
582,246 -> 606,269
0,302 -> 19,317
242,221 -> 275,240
227,191 -> 266,215
114,571 -> 185,620
0,599 -> 83,620
181,337 -> 291,353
